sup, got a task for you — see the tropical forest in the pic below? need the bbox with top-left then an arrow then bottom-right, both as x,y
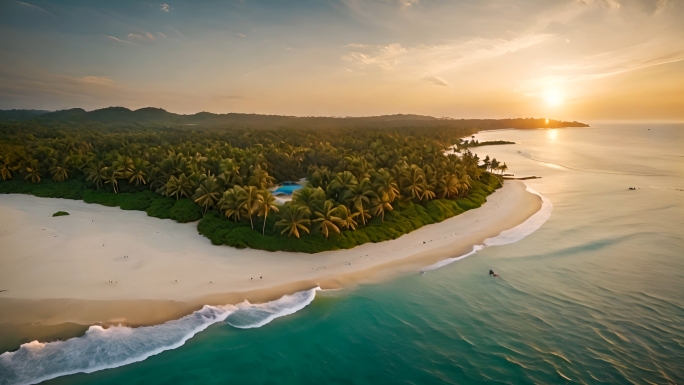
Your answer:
0,108 -> 550,253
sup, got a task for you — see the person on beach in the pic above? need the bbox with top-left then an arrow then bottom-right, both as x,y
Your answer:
489,269 -> 499,277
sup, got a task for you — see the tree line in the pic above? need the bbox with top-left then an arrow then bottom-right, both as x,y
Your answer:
0,122 -> 494,240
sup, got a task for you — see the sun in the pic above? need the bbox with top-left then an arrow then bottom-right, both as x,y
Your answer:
544,89 -> 563,107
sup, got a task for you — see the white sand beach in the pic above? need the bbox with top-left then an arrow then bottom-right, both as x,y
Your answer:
0,181 -> 540,344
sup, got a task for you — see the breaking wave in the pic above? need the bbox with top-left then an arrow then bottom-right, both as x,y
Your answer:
0,288 -> 320,385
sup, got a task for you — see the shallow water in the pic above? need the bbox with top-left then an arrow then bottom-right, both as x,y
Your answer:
2,124 -> 683,385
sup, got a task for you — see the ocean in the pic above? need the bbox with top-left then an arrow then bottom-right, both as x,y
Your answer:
1,124 -> 683,384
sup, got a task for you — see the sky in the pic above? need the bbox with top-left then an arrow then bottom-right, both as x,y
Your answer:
0,0 -> 683,121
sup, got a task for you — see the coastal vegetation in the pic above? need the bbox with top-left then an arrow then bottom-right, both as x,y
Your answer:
0,107 -> 566,253
461,140 -> 516,148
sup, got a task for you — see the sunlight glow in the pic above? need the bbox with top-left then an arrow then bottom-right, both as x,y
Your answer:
547,129 -> 558,141
544,89 -> 563,107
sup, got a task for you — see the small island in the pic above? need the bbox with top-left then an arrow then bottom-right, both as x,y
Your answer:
52,211 -> 69,217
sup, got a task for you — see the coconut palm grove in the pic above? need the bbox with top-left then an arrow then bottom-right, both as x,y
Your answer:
0,108 -> 572,253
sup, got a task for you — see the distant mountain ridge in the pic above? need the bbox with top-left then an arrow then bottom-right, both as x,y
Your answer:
0,109 -> 51,121
0,107 -> 589,130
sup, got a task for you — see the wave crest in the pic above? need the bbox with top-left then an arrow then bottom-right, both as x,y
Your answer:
0,288 -> 320,385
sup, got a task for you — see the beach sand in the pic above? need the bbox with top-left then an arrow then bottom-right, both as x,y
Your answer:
0,181 -> 540,351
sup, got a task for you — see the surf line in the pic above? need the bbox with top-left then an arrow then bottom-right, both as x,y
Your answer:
0,288 -> 320,385
420,184 -> 553,273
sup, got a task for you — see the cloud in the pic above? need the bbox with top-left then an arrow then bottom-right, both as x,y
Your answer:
386,0 -> 419,8
577,0 -> 620,9
128,31 -> 156,42
343,34 -> 553,74
159,3 -> 171,12
237,33 -> 246,38
106,36 -> 138,46
342,43 -> 407,69
78,76 -> 115,86
422,76 -> 449,87
15,1 -> 55,17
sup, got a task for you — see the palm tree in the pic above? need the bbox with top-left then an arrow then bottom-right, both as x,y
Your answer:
420,181 -> 436,202
24,159 -> 42,183
500,163 -> 508,175
193,174 -> 222,215
372,169 -> 400,204
401,165 -> 424,201
247,167 -> 275,189
347,178 -> 376,225
292,187 -> 325,212
370,195 -> 393,222
112,155 -> 134,180
327,171 -> 358,200
275,205 -> 311,238
129,158 -> 149,186
218,188 -> 241,222
313,200 -> 342,238
49,158 -> 70,182
84,161 -> 108,190
336,205 -> 359,231
0,155 -> 12,180
308,166 -> 333,190
436,174 -> 460,199
166,174 -> 195,200
460,174 -> 472,190
104,167 -> 120,193
237,185 -> 261,229
256,190 -> 279,235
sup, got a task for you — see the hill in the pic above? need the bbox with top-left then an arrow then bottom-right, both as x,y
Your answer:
0,107 -> 589,131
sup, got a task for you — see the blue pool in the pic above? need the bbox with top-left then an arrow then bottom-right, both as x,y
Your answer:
274,185 -> 303,194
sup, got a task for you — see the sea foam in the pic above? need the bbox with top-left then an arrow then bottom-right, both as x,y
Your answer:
422,184 -> 552,271
0,287 -> 320,385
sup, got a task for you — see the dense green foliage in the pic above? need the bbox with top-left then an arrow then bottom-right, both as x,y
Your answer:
0,110 -> 514,252
197,175 -> 500,252
52,211 -> 69,217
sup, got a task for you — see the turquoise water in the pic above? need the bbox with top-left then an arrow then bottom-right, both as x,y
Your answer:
274,185 -> 303,194
3,125 -> 684,384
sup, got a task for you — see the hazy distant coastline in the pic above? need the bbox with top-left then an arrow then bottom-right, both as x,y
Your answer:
0,107 -> 588,130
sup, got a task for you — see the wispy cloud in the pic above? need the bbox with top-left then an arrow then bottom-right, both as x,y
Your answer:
159,3 -> 171,12
577,0 -> 621,10
343,34 -> 553,75
237,33 -> 246,38
106,35 -> 138,46
15,1 -> 55,17
128,31 -> 156,42
77,76 -> 115,86
422,76 -> 449,87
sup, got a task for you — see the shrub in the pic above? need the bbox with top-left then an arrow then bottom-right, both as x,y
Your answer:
169,199 -> 203,223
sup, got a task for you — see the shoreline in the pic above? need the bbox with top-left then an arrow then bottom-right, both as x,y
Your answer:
0,181 -> 541,352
